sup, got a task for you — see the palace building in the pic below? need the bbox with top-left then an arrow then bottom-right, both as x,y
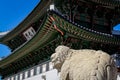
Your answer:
0,0 -> 120,80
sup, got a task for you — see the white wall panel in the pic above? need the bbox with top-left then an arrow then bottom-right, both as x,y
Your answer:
25,71 -> 28,79
42,64 -> 46,73
23,69 -> 59,80
49,62 -> 53,70
30,69 -> 34,77
20,73 -> 23,80
36,66 -> 40,75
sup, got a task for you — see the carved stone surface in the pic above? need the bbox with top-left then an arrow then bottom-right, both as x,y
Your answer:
51,45 -> 117,80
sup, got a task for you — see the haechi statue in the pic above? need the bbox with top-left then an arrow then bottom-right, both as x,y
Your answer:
51,45 -> 117,80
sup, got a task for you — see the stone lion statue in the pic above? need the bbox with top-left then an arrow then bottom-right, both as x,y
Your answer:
51,45 -> 117,80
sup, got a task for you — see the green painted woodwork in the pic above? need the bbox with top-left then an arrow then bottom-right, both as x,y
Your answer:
52,13 -> 120,45
0,14 -> 58,68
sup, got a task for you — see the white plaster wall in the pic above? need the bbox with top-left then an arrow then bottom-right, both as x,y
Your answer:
24,69 -> 59,80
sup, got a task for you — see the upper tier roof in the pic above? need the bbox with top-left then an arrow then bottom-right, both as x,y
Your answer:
1,0 -> 120,44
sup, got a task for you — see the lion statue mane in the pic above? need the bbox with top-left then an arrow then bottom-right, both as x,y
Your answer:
51,45 -> 117,80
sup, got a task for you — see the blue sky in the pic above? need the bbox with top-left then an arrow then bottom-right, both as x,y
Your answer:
0,0 -> 40,32
0,0 -> 40,58
114,24 -> 120,31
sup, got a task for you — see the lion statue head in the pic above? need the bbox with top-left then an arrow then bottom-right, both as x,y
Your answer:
51,45 -> 71,71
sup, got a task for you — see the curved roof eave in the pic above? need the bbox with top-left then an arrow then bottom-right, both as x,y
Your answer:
0,15 -> 57,68
0,0 -> 52,44
0,31 -> 10,38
